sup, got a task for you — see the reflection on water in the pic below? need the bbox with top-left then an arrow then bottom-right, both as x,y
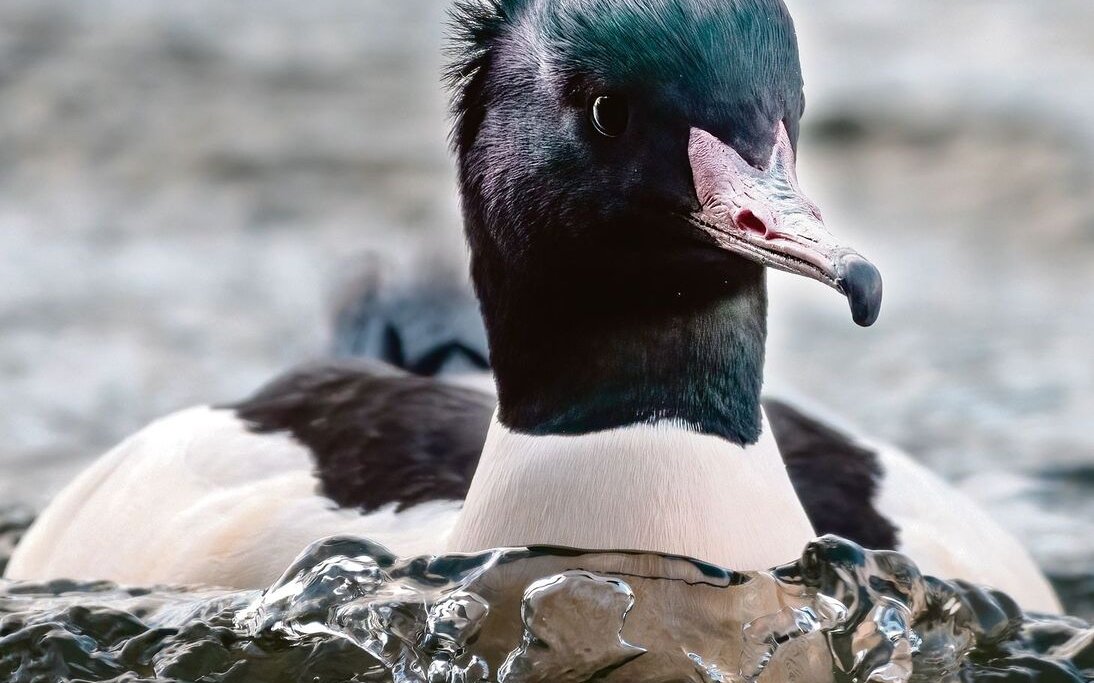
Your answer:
1,518 -> 1090,682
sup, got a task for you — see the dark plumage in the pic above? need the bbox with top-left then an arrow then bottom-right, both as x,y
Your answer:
765,399 -> 899,551
229,361 -> 493,513
446,0 -> 808,444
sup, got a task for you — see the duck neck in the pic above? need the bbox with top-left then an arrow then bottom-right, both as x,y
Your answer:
448,246 -> 816,567
475,244 -> 771,445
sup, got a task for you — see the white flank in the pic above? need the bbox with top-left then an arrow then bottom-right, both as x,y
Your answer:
871,443 -> 1063,614
4,407 -> 460,589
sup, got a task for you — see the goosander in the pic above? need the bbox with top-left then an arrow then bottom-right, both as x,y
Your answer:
6,0 -> 1060,614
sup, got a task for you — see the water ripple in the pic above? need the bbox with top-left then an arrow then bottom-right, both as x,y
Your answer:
2,533 -> 1090,682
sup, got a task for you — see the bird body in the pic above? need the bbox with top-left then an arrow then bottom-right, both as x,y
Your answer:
6,363 -> 1062,613
4,404 -> 462,588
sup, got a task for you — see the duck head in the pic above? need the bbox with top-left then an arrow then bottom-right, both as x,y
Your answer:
448,0 -> 882,444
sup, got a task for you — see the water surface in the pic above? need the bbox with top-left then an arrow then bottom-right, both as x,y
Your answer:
2,529 -> 1091,682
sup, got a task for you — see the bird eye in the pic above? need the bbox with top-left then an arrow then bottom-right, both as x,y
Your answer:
589,95 -> 628,137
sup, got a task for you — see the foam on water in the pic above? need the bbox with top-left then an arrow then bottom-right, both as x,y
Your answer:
1,525 -> 1090,683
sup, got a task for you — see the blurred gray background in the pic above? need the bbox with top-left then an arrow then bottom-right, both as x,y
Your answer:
0,1 -> 1091,610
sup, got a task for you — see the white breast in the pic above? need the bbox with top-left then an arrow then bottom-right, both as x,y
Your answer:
4,407 -> 460,588
447,411 -> 818,572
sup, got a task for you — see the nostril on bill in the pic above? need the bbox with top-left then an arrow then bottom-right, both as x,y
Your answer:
735,209 -> 769,238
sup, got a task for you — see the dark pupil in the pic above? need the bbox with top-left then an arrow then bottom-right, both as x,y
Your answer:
591,96 -> 627,137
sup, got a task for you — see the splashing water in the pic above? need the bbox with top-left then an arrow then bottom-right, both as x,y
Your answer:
1,528 -> 1091,683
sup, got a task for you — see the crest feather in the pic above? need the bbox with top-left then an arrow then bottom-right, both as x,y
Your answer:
445,0 -> 525,153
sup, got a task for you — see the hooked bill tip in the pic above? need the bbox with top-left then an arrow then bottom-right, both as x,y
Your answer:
839,256 -> 883,327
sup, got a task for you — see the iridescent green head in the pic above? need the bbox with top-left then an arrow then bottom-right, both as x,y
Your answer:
446,0 -> 880,442
449,0 -> 805,165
